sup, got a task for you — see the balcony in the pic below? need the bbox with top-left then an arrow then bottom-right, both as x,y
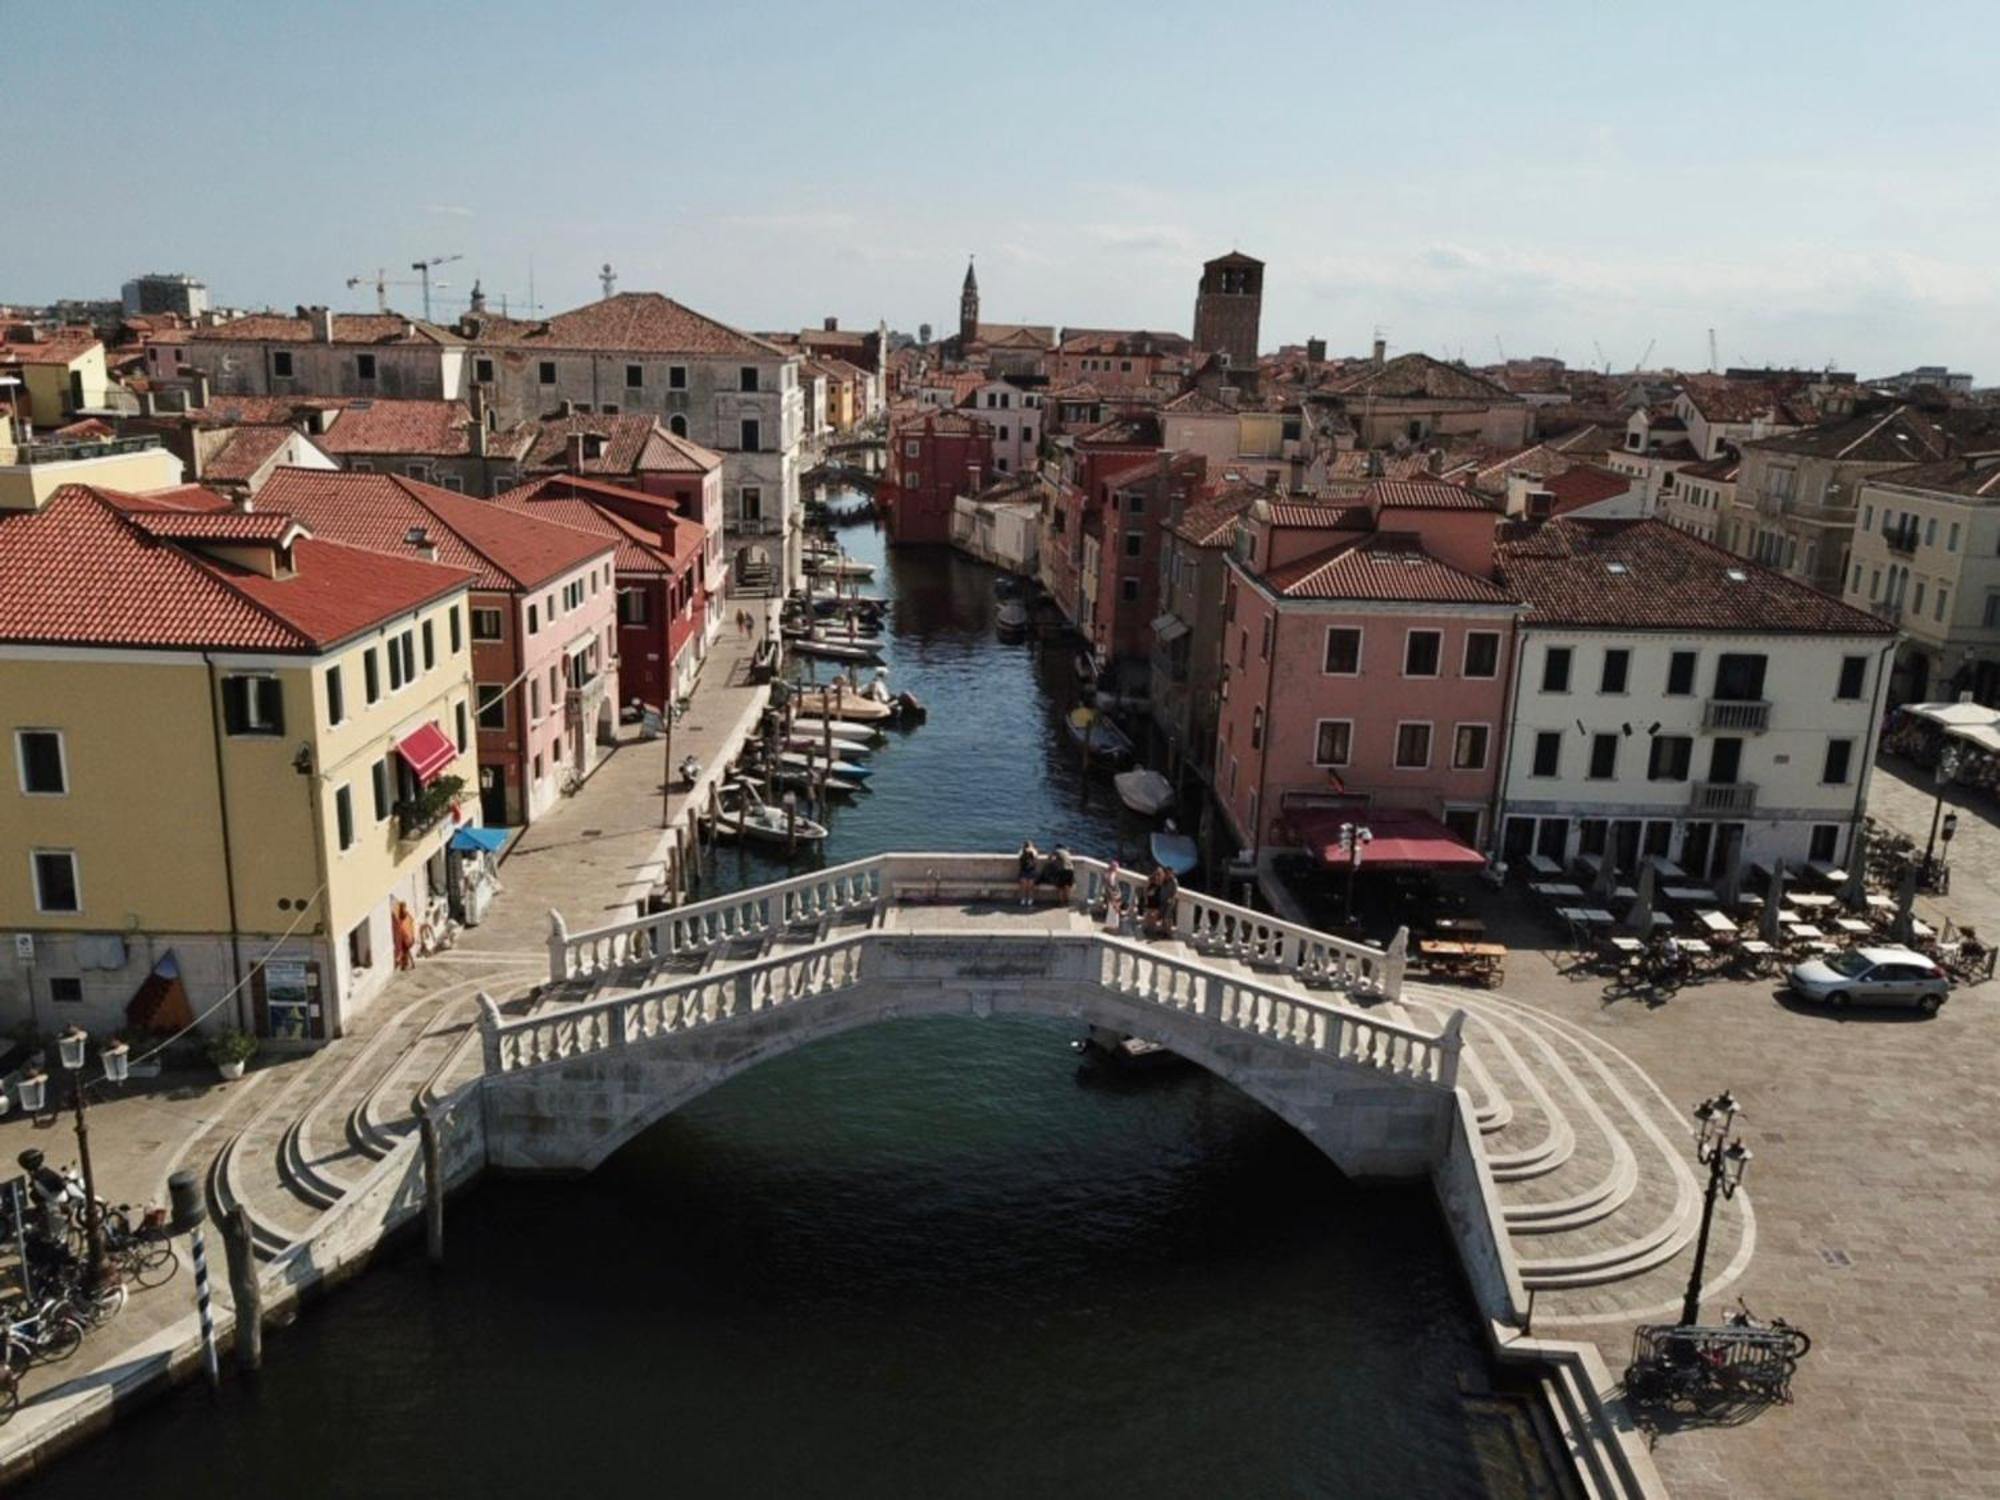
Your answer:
1754,489 -> 1789,518
1883,525 -> 1920,557
1690,781 -> 1757,814
8,434 -> 163,466
396,774 -> 467,841
1701,698 -> 1771,733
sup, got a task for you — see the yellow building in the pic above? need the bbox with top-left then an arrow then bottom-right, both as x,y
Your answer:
0,483 -> 480,1043
0,430 -> 185,511
3,329 -> 110,428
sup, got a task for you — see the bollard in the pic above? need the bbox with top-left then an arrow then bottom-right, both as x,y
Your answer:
219,1204 -> 263,1372
415,1098 -> 445,1267
167,1170 -> 219,1390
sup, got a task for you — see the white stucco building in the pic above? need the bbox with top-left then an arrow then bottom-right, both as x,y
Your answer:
1492,517 -> 1897,878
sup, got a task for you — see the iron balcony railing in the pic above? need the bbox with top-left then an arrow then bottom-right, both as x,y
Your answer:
7,434 -> 162,465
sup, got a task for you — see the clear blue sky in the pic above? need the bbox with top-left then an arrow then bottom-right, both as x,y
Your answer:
13,1 -> 1999,378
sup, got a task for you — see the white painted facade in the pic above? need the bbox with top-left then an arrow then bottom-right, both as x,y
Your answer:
1496,628 -> 1896,877
966,381 -> 1041,475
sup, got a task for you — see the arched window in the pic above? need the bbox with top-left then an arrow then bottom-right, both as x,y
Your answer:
669,414 -> 688,437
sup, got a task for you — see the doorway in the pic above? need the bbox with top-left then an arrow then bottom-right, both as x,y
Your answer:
479,763 -> 508,827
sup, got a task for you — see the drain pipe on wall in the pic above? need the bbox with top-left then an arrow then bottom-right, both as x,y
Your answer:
1487,621 -> 1532,866
203,654 -> 249,1029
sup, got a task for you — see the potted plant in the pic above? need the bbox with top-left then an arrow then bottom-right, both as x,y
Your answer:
206,1028 -> 257,1080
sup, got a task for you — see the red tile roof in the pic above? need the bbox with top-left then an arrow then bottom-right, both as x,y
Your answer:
256,468 -> 611,591
1540,465 -> 1633,508
194,312 -> 460,346
492,479 -> 703,575
1265,534 -> 1515,604
2,330 -> 101,365
124,507 -> 302,543
1495,517 -> 1894,634
522,413 -> 722,476
0,486 -> 472,652
1332,353 -> 1516,402
203,425 -> 302,483
1368,478 -> 1498,513
188,394 -> 348,426
463,292 -> 783,357
316,399 -> 509,458
1169,490 -> 1261,548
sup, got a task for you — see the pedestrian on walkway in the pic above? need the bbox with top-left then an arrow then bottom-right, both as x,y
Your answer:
392,900 -> 418,971
1017,841 -> 1040,905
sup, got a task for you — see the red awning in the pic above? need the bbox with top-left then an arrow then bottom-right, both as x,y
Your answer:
395,722 -> 457,785
1294,809 -> 1487,871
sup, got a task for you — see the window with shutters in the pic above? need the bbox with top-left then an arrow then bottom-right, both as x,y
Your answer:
221,676 -> 284,736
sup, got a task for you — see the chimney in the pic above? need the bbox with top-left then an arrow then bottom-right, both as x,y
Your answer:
559,399 -> 576,418
461,315 -> 483,340
235,492 -> 255,514
402,320 -> 416,340
1306,337 -> 1326,366
823,316 -> 839,332
566,432 -> 588,469
1371,337 -> 1386,368
468,413 -> 488,458
469,280 -> 487,315
312,306 -> 335,343
403,525 -> 439,561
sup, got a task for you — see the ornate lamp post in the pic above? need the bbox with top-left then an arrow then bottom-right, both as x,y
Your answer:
1339,822 -> 1374,927
54,1027 -> 128,1292
1680,1090 -> 1750,1326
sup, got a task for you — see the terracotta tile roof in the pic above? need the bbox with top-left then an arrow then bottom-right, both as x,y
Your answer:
1169,490 -> 1260,548
1075,414 -> 1162,447
2,329 -> 101,365
1267,501 -> 1372,528
1866,454 -> 2000,500
522,413 -> 721,476
1545,422 -> 1619,456
1540,465 -> 1633,508
202,425 -> 300,483
319,399 -> 484,458
464,292 -> 784,358
1327,450 -> 1443,483
1265,534 -> 1515,604
1495,517 -> 1894,634
1161,389 -> 1233,415
122,506 -> 302,543
0,485 -> 470,652
1368,478 -> 1498,513
194,312 -> 462,346
1679,379 -> 1810,426
256,468 -> 611,592
1332,353 -> 1516,402
491,481 -> 702,575
1679,454 -> 1741,483
188,394 -> 347,426
48,418 -> 116,442
890,410 -> 987,439
1747,404 -> 1988,464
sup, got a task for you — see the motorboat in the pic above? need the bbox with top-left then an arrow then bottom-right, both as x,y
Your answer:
790,717 -> 888,744
810,592 -> 887,613
995,600 -> 1030,635
777,750 -> 874,780
782,728 -> 874,759
808,556 -> 876,580
791,636 -> 883,664
1065,706 -> 1134,764
1150,827 -> 1199,876
771,766 -> 864,799
790,690 -> 897,723
1113,768 -> 1175,816
714,784 -> 827,846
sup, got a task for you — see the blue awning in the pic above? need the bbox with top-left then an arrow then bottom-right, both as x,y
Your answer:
449,826 -> 509,854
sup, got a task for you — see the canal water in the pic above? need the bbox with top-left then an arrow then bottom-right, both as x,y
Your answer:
23,515 -> 1559,1498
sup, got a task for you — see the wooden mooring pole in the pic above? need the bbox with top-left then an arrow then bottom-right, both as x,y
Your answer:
220,1204 -> 263,1371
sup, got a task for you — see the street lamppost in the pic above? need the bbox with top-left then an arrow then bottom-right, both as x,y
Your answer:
1921,744 -> 1963,886
1680,1090 -> 1750,1326
38,1027 -> 128,1292
1339,822 -> 1374,927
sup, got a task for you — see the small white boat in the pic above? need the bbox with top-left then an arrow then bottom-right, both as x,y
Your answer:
792,636 -> 883,664
996,600 -> 1029,635
792,689 -> 897,723
726,802 -> 829,845
1066,706 -> 1134,764
783,729 -> 873,759
791,717 -> 887,744
777,750 -> 873,780
1113,768 -> 1175,816
809,557 -> 876,580
1151,829 -> 1198,876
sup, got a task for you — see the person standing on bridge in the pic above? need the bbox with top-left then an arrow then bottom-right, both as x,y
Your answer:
1017,841 -> 1041,905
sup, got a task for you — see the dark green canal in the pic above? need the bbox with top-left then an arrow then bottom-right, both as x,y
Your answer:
22,512 -> 1561,1498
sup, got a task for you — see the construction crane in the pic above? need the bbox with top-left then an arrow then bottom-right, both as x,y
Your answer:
409,254 -> 464,321
1494,335 -> 1507,363
1632,338 -> 1656,372
1593,340 -> 1610,375
346,268 -> 437,314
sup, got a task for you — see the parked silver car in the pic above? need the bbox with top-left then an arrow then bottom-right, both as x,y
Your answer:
1787,946 -> 1949,1013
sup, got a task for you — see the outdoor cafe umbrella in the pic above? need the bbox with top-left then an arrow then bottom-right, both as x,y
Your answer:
1841,824 -> 1872,912
1718,846 -> 1743,909
1625,858 -> 1657,933
1759,860 -> 1787,945
1891,860 -> 1920,946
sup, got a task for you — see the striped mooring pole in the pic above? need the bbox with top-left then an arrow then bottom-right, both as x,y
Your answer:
167,1170 -> 220,1389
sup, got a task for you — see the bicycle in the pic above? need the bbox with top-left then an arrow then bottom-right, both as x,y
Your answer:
2,1299 -> 85,1372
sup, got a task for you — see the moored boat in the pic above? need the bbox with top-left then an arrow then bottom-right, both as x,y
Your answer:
1150,827 -> 1199,876
1065,706 -> 1134,764
1113,767 -> 1175,816
996,600 -> 1029,635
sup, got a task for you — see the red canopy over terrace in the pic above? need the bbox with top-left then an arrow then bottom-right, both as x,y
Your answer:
1293,809 -> 1487,870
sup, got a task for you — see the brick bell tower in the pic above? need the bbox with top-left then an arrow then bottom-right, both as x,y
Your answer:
959,257 -> 979,347
1192,250 -> 1264,366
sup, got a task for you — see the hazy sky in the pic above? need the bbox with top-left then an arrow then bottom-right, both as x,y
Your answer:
13,1 -> 1998,378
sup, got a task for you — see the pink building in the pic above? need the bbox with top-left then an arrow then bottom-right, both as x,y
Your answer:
257,468 -> 621,827
1214,480 -> 1521,857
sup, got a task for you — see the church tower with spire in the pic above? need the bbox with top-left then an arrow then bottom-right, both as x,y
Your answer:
958,257 -> 980,347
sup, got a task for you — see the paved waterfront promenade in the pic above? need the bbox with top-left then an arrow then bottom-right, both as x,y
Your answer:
5,746 -> 1999,1499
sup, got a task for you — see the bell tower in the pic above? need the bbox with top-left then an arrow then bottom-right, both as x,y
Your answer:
959,257 -> 980,347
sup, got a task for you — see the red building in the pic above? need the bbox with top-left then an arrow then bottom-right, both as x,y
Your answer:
885,409 -> 992,544
495,474 -> 715,712
1090,451 -> 1208,674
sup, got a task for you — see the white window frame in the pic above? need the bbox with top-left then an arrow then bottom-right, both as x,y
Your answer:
1322,626 -> 1363,677
30,848 -> 81,913
1450,721 -> 1491,771
476,683 -> 508,732
471,607 -> 505,642
1461,631 -> 1500,679
15,728 -> 68,797
1402,629 -> 1442,679
1393,720 -> 1433,771
1313,718 -> 1353,768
